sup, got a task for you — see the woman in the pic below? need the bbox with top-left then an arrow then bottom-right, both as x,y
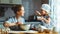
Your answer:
35,4 -> 51,28
3,5 -> 25,31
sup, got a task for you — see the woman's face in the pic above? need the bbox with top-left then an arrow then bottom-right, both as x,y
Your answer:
41,9 -> 46,15
17,6 -> 25,16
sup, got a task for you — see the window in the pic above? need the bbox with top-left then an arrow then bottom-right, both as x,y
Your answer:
49,0 -> 60,32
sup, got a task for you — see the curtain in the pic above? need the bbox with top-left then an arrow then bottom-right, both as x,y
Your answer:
49,0 -> 60,32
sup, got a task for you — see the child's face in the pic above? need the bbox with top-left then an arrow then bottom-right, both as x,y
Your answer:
17,6 -> 25,16
41,9 -> 46,15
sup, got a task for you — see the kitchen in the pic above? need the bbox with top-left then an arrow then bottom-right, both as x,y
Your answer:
0,0 -> 60,34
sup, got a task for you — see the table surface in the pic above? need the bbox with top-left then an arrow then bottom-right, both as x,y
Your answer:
0,29 -> 59,34
8,30 -> 38,33
0,28 -> 59,34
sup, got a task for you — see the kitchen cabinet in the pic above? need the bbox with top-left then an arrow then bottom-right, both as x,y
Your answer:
0,0 -> 22,4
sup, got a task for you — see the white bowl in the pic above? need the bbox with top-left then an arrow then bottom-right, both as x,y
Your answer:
19,24 -> 30,31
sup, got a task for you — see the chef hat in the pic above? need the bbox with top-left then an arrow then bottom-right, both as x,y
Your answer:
41,4 -> 50,13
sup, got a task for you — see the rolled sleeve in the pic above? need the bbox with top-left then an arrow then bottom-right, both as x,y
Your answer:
5,18 -> 12,24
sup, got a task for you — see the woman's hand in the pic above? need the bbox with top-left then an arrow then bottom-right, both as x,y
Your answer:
3,22 -> 10,27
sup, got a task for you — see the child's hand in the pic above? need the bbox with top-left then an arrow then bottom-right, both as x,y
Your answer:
35,11 -> 41,15
37,17 -> 44,20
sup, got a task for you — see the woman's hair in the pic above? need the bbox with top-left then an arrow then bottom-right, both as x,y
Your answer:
12,5 -> 23,14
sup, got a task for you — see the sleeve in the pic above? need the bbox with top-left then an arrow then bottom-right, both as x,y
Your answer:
5,18 -> 13,24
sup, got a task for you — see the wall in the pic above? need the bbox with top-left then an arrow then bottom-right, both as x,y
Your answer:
0,7 -> 15,21
22,0 -> 42,20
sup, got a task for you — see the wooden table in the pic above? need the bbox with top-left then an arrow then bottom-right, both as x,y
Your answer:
8,31 -> 38,34
37,32 -> 58,34
0,30 -> 58,34
2,31 -> 58,34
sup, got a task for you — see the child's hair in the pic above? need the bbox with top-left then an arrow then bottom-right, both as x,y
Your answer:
45,11 -> 49,16
12,5 -> 23,14
40,10 -> 49,16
